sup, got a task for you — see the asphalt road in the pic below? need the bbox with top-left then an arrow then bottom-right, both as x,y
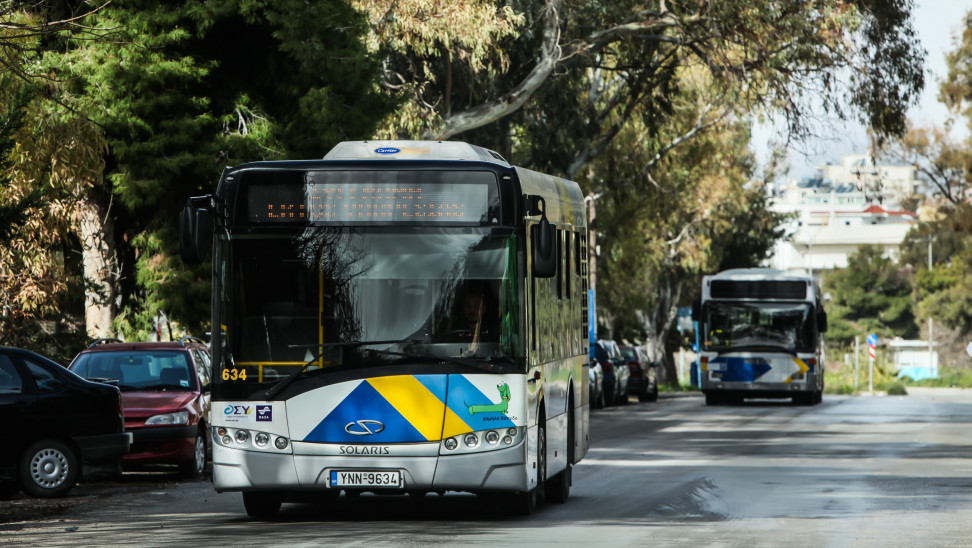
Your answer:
4,388 -> 972,547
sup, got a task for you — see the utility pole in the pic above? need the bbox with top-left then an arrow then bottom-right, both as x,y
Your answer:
586,193 -> 599,293
928,237 -> 934,375
585,192 -> 602,352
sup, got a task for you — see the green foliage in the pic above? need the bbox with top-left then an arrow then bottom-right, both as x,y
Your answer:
882,380 -> 908,396
42,0 -> 395,336
0,85 -> 39,241
0,1 -> 931,355
822,244 -> 918,345
909,368 -> 972,388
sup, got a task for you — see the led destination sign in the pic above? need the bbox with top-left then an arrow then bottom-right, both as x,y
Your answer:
245,175 -> 492,224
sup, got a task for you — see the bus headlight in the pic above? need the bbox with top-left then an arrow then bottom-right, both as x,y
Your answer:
441,427 -> 524,455
212,426 -> 291,453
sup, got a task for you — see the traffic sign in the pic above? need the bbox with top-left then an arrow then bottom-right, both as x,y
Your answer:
866,334 -> 878,346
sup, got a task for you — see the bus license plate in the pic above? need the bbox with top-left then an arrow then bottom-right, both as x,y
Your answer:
329,470 -> 402,488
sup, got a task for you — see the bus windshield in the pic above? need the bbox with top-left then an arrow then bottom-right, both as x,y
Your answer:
702,301 -> 815,354
217,226 -> 520,387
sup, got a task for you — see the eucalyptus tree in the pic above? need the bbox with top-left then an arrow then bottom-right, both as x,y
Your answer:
358,0 -> 924,174
34,0 -> 392,338
588,72 -> 786,382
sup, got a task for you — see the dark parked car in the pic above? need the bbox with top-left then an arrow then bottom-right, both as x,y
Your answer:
1,346 -> 130,499
588,347 -> 605,409
621,345 -> 658,402
595,339 -> 630,406
68,336 -> 212,477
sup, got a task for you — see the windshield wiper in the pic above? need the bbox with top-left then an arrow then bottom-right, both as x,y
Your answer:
263,339 -> 418,400
361,349 -> 494,372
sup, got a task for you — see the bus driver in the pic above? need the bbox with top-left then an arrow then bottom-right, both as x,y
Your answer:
448,283 -> 498,351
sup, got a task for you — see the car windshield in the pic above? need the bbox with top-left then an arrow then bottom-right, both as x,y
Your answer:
70,351 -> 195,391
620,348 -> 637,360
214,226 -> 521,391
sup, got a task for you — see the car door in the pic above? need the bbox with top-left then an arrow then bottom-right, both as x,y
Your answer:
0,353 -> 38,471
21,356 -> 76,437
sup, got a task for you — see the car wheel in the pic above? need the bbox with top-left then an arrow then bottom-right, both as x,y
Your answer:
243,491 -> 282,518
603,381 -> 614,406
20,439 -> 79,498
0,480 -> 20,499
645,370 -> 659,402
179,429 -> 207,478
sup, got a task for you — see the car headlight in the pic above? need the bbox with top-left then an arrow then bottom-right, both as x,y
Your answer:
145,410 -> 189,425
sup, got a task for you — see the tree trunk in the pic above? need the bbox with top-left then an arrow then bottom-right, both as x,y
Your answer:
77,197 -> 119,339
639,274 -> 683,387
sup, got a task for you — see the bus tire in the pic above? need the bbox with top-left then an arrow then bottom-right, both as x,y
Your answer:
515,418 -> 547,515
243,491 -> 282,518
704,393 -> 721,406
793,393 -> 815,406
546,402 -> 573,504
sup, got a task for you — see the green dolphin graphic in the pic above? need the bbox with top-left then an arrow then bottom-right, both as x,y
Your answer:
467,382 -> 511,415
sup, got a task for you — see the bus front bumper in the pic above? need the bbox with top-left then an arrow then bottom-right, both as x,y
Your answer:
701,378 -> 820,398
212,439 -> 529,495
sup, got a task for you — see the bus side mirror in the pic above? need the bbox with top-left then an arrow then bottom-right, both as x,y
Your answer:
179,196 -> 213,266
525,194 -> 556,278
817,310 -> 828,333
691,297 -> 701,321
532,218 -> 557,278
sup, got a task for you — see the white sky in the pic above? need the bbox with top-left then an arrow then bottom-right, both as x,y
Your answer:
752,0 -> 972,180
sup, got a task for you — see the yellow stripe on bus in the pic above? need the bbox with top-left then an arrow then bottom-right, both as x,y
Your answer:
368,376 -> 457,441
784,358 -> 810,384
441,407 -> 472,439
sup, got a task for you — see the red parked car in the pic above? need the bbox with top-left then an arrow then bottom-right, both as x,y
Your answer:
621,345 -> 658,402
68,337 -> 212,477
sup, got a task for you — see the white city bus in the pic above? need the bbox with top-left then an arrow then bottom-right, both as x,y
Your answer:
692,268 -> 827,406
179,140 -> 590,516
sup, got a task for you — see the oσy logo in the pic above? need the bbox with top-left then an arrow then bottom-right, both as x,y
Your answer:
223,404 -> 253,422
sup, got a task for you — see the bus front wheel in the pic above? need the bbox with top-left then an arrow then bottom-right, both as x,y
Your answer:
514,420 -> 547,515
546,403 -> 573,504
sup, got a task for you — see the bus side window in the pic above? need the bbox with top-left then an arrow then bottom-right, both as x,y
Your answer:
556,228 -> 563,300
564,230 -> 574,300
